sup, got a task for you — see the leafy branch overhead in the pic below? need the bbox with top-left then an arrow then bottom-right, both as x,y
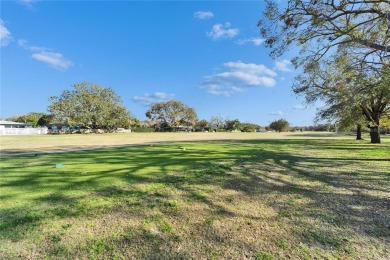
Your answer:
259,0 -> 389,143
259,0 -> 389,68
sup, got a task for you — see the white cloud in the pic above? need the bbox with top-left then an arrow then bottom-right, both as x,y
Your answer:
18,39 -> 47,52
0,20 -> 12,47
236,37 -> 265,46
268,111 -> 285,116
194,11 -> 214,20
204,84 -> 246,97
18,39 -> 72,70
133,92 -> 175,106
19,0 -> 38,7
274,59 -> 292,72
207,22 -> 239,40
202,61 -> 277,96
293,104 -> 306,110
32,52 -> 72,69
224,61 -> 277,77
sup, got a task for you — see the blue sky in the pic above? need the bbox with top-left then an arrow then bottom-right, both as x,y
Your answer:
1,0 -> 318,126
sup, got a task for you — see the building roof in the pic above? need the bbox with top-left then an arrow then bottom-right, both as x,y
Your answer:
0,121 -> 31,126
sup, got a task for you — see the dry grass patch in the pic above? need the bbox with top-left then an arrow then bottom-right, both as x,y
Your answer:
0,131 -> 357,155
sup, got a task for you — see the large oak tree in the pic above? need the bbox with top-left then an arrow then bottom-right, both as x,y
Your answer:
294,55 -> 390,143
269,118 -> 290,132
259,0 -> 389,143
49,82 -> 131,131
145,100 -> 197,130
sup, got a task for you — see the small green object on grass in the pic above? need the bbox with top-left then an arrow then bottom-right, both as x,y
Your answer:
55,163 -> 64,168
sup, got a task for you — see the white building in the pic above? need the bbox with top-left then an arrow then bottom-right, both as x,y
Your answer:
0,121 -> 47,135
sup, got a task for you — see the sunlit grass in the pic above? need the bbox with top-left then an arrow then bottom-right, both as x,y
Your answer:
3,131 -> 387,155
0,137 -> 389,259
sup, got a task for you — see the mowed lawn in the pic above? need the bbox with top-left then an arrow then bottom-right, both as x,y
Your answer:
0,134 -> 389,259
1,132 -> 344,155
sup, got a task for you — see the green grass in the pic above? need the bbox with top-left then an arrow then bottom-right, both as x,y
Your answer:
0,136 -> 389,259
0,131 -> 367,155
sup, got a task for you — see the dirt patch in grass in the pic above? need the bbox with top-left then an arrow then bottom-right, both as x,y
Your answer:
0,139 -> 389,259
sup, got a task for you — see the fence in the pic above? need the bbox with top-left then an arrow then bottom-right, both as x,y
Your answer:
0,126 -> 48,135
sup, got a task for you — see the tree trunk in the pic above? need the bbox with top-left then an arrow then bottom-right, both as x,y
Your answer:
356,124 -> 362,140
369,126 -> 381,144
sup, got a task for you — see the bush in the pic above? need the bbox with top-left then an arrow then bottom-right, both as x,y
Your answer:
269,119 -> 290,132
131,126 -> 156,132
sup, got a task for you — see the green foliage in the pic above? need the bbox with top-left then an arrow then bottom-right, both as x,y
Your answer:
209,115 -> 224,130
131,126 -> 156,132
380,116 -> 390,134
224,119 -> 241,131
259,0 -> 388,68
8,112 -> 47,127
253,251 -> 274,260
145,100 -> 197,129
48,82 -> 131,130
260,0 -> 389,143
129,117 -> 155,132
195,119 -> 209,131
240,122 -> 259,132
269,119 -> 290,132
37,114 -> 53,127
294,55 -> 389,142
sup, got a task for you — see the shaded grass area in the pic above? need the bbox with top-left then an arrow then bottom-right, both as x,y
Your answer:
0,139 -> 389,259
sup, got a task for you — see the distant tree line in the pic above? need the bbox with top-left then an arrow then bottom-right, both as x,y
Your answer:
6,81 -> 390,135
6,1 -> 390,142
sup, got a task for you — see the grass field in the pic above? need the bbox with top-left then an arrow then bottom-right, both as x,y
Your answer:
0,133 -> 389,259
1,131 -> 347,155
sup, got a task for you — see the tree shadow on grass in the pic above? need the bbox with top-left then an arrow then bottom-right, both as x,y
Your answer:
0,139 -> 389,258
286,132 -> 339,138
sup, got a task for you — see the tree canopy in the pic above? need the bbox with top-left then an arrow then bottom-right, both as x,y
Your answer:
224,119 -> 241,132
294,53 -> 390,142
269,119 -> 290,132
145,100 -> 197,130
209,116 -> 224,130
259,0 -> 390,143
8,112 -> 47,127
259,0 -> 389,69
195,119 -> 209,131
48,82 -> 131,130
240,123 -> 259,132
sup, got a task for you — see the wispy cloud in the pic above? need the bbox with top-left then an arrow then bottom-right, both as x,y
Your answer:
236,37 -> 265,46
268,111 -> 285,116
0,20 -> 12,47
133,92 -> 175,106
18,39 -> 47,52
32,52 -> 72,70
18,0 -> 38,7
274,59 -> 292,72
207,22 -> 239,40
194,11 -> 214,20
201,61 -> 277,96
18,39 -> 72,70
293,104 -> 306,110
